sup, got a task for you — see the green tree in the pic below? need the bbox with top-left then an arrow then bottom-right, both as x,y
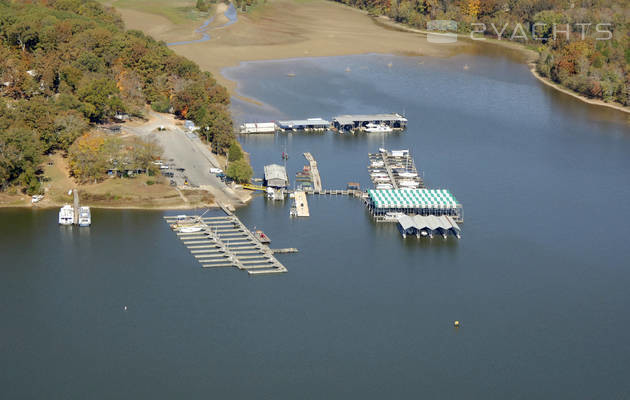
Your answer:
77,78 -> 125,122
226,159 -> 253,183
227,141 -> 243,162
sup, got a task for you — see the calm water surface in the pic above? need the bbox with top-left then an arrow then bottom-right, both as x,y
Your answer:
2,47 -> 630,399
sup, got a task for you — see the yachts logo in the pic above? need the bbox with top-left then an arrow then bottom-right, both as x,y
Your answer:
427,20 -> 458,43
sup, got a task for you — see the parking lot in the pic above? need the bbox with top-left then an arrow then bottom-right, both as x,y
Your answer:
121,112 -> 245,206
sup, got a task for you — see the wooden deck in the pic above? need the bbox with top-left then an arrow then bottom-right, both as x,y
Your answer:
303,152 -> 322,192
293,191 -> 310,217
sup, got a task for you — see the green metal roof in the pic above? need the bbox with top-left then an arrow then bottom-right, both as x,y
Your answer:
368,189 -> 460,209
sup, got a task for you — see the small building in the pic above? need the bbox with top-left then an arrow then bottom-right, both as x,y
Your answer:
264,164 -> 289,188
332,113 -> 408,132
276,118 -> 330,132
239,122 -> 276,134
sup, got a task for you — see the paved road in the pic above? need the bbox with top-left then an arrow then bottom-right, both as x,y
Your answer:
121,113 -> 244,207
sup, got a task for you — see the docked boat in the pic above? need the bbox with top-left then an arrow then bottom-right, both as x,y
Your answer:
399,179 -> 420,188
255,230 -> 271,244
58,205 -> 74,225
371,161 -> 384,167
178,226 -> 204,233
397,171 -> 418,178
376,183 -> 393,190
78,207 -> 91,227
364,123 -> 393,133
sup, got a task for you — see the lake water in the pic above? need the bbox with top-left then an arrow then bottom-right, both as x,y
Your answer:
2,45 -> 630,399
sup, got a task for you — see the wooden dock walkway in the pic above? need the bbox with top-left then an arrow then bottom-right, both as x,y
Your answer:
164,214 -> 287,275
303,152 -> 322,192
293,191 -> 309,217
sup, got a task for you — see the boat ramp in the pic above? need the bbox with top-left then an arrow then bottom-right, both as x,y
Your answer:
165,214 -> 290,275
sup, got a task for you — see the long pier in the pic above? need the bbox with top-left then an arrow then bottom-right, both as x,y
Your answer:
164,215 -> 288,275
303,152 -> 322,192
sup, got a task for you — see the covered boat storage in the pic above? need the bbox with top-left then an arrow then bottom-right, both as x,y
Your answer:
332,113 -> 408,132
276,118 -> 330,132
366,188 -> 464,223
397,215 -> 461,239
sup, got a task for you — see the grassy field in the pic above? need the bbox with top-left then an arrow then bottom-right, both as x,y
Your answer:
1,152 -> 215,210
104,0 -> 208,24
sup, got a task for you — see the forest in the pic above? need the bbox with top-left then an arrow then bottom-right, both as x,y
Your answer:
332,0 -> 629,106
0,0 -> 236,193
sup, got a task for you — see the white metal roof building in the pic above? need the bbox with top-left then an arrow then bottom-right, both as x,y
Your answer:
276,118 -> 330,131
239,122 -> 276,134
264,164 -> 289,188
397,214 -> 461,238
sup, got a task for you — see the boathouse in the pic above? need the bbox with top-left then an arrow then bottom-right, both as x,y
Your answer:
397,215 -> 461,238
264,164 -> 289,188
332,113 -> 408,131
276,118 -> 330,132
366,188 -> 463,222
239,122 -> 276,134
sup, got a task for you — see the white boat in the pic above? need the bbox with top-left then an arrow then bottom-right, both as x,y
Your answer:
58,205 -> 74,225
374,177 -> 391,183
178,226 -> 204,233
376,183 -> 393,190
383,212 -> 405,221
78,207 -> 91,227
371,173 -> 388,177
399,179 -> 420,188
31,195 -> 44,204
371,161 -> 384,167
398,171 -> 418,178
364,123 -> 393,133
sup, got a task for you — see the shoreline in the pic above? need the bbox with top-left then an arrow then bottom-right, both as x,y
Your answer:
371,15 -> 629,115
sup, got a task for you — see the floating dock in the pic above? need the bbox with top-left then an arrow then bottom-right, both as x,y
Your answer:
276,118 -> 330,132
293,191 -> 310,217
303,152 -> 322,192
368,149 -> 424,190
239,122 -> 276,134
164,215 -> 288,275
332,113 -> 407,132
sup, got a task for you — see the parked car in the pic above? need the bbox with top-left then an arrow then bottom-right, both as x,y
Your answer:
210,168 -> 223,174
176,167 -> 185,172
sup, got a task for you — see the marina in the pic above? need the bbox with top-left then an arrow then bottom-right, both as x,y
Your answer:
332,113 -> 408,132
238,113 -> 408,134
164,213 -> 290,275
368,148 -> 423,190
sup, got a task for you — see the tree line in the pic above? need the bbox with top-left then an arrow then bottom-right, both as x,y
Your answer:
331,0 -> 629,106
0,0 -> 239,194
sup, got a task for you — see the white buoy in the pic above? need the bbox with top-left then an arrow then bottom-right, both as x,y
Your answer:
124,306 -> 128,311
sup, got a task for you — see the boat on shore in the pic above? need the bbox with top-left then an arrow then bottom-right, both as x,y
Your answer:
58,205 -> 74,225
78,207 -> 91,227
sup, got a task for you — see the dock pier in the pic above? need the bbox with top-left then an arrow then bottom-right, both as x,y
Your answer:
303,152 -> 322,192
293,191 -> 310,217
165,214 -> 289,275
